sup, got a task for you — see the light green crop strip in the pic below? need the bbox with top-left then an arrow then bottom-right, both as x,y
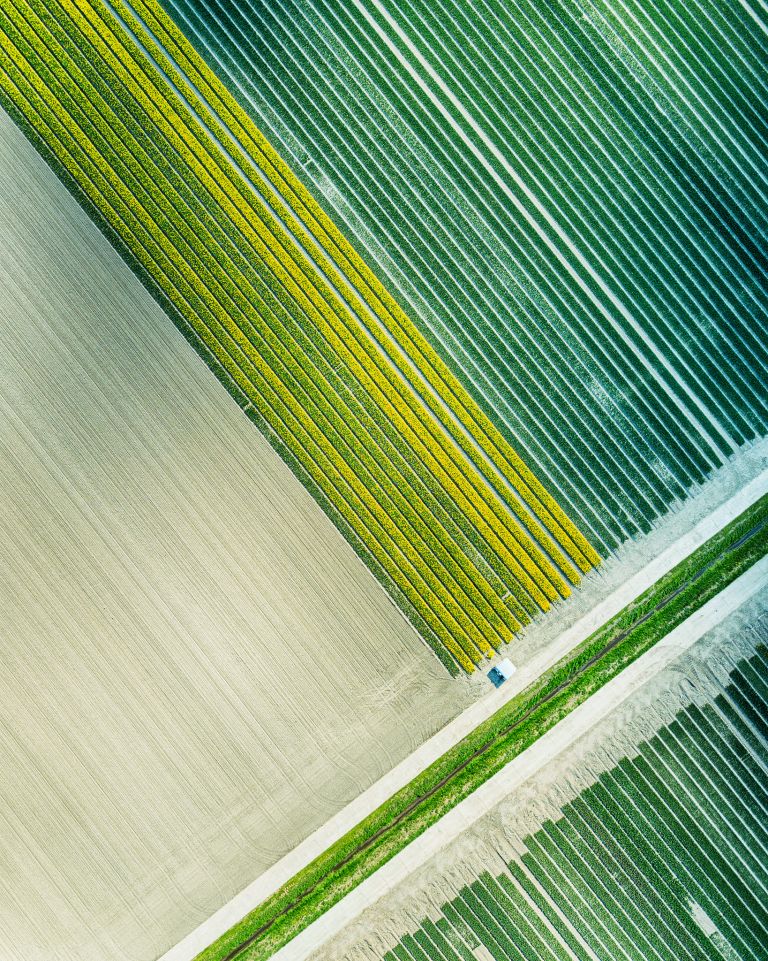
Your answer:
0,0 -> 602,669
129,0 -> 600,576
70,0 -> 563,610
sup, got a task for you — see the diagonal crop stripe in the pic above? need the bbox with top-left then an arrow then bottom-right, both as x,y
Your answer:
123,0 -> 598,575
0,0 -> 597,672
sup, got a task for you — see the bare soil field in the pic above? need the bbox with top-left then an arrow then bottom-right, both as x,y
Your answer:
0,110 -> 470,961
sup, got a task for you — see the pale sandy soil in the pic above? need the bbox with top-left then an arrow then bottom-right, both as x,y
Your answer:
163,456 -> 768,961
0,110 -> 470,961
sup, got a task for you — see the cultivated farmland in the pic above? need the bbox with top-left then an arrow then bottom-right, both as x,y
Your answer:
2,0 -> 768,956
0,0 -> 598,675
166,0 -> 768,552
313,592 -> 768,961
0,109 -> 474,961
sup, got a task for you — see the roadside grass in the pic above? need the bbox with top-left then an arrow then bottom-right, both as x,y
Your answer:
199,491 -> 768,961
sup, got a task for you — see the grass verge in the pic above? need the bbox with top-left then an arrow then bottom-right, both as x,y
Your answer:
201,492 -> 768,961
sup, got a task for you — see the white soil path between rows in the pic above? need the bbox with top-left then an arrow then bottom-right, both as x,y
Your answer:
160,468 -> 768,961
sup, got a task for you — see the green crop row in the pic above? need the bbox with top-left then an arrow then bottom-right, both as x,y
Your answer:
0,0 -> 590,668
417,635 -> 768,961
79,0 -> 572,609
182,0 -> 660,556
124,0 -> 600,579
98,0 -> 589,617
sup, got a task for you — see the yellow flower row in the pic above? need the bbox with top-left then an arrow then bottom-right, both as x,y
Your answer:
65,0 -> 566,608
22,0 -> 528,639
129,0 -> 600,577
2,0 -> 609,669
0,1 -> 528,668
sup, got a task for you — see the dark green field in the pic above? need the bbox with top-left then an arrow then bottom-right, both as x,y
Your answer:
166,0 -> 768,550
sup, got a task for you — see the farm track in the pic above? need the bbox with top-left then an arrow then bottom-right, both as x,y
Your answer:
0,0 -> 598,673
208,499 -> 768,961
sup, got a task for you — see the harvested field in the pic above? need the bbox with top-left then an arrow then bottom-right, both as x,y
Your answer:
0,109 -> 471,961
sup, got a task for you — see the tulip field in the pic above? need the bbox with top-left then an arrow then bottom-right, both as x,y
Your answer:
4,0 -> 768,674
0,0 -> 605,675
165,0 -> 768,551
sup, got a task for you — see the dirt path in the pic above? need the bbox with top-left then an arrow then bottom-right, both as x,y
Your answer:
160,467 -> 768,961
281,552 -> 768,961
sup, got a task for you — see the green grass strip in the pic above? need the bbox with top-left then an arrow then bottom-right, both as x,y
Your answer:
197,491 -> 768,961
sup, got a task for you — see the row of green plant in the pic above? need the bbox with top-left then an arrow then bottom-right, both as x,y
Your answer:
0,0 -> 593,670
91,0 -> 586,607
407,641 -> 768,961
165,0 -> 768,553
170,0 -> 638,554
191,492 -> 768,961
318,0 -> 767,450
109,0 -> 590,604
394,0 -> 767,441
